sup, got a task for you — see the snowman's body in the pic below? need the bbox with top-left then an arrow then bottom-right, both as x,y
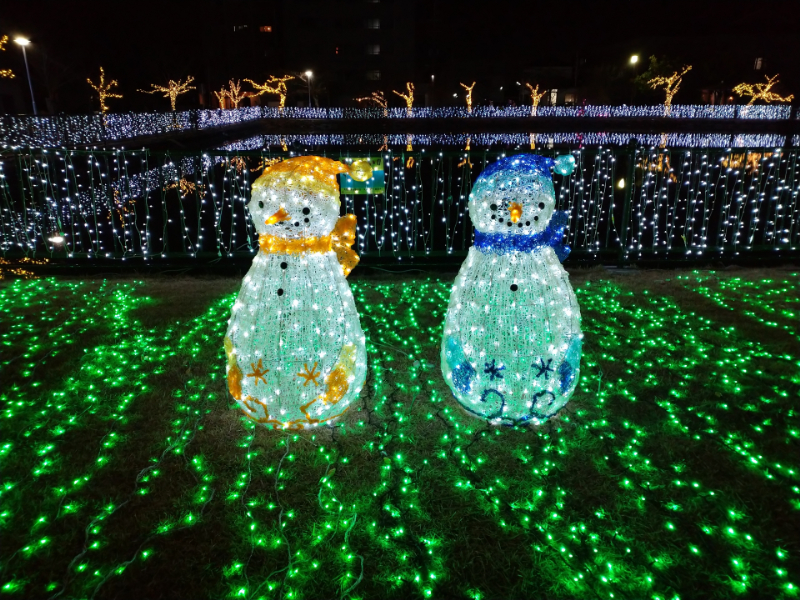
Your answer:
441,154 -> 582,424
224,157 -> 367,429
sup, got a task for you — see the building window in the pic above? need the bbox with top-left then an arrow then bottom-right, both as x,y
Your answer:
366,44 -> 380,55
366,70 -> 381,81
754,57 -> 763,70
549,89 -> 558,105
259,25 -> 272,33
233,25 -> 249,31
365,18 -> 380,29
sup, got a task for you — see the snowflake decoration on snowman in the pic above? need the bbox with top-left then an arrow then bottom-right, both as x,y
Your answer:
224,156 -> 371,429
441,153 -> 582,425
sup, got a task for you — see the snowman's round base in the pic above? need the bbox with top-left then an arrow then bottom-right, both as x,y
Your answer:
450,393 -> 566,428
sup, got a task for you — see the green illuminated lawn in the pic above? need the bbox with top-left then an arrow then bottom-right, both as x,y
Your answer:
1,268 -> 798,600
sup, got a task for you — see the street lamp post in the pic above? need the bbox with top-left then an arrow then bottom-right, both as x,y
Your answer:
304,70 -> 312,107
14,37 -> 37,116
629,54 -> 639,105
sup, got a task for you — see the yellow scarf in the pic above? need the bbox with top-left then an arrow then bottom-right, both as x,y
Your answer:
258,214 -> 359,277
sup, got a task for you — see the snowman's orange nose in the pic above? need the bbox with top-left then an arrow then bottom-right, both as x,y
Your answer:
266,207 -> 290,225
509,202 -> 523,223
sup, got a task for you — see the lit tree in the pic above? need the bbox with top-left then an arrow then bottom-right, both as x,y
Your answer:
0,35 -> 14,79
355,91 -> 388,116
138,76 -> 196,111
733,74 -> 794,105
213,86 -> 228,109
225,79 -> 252,108
460,82 -> 476,113
87,67 -> 122,113
393,82 -> 414,116
637,57 -> 692,116
525,83 -> 547,116
246,75 -> 294,109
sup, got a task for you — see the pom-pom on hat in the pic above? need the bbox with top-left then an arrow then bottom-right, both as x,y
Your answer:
477,153 -> 576,183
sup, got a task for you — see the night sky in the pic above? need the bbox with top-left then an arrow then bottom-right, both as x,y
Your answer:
2,0 -> 799,112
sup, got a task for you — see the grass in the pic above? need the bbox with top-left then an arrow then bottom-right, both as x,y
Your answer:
0,266 -> 798,600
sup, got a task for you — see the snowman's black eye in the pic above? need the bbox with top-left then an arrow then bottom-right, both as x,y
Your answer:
534,216 -> 539,222
258,200 -> 264,209
510,284 -> 518,292
490,204 -> 498,211
302,207 -> 310,215
538,202 -> 545,209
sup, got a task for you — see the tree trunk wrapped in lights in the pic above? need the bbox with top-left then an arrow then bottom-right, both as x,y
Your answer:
441,154 -> 583,425
224,156 -> 369,429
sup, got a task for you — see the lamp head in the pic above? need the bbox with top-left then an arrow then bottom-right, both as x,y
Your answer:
630,55 -> 639,65
304,70 -> 312,77
14,37 -> 31,46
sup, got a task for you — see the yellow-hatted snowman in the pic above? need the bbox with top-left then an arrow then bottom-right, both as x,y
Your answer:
224,156 -> 370,429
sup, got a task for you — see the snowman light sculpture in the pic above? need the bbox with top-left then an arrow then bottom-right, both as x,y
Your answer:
441,154 -> 582,425
224,156 -> 368,429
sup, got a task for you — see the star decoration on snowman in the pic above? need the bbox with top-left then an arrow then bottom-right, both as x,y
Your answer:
441,154 -> 583,426
224,156 -> 370,429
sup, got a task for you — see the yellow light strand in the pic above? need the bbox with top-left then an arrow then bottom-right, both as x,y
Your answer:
0,35 -> 15,79
245,75 -> 294,110
393,82 -> 414,116
525,83 -> 546,117
460,82 -> 476,113
733,74 -> 794,105
647,65 -> 692,116
138,76 -> 196,111
226,79 -> 251,108
355,91 -> 388,116
213,87 -> 228,109
87,67 -> 122,114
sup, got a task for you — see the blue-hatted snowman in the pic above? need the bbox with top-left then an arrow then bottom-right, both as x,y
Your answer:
441,154 -> 582,425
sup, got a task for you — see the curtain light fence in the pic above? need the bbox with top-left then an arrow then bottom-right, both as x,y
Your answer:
1,146 -> 798,264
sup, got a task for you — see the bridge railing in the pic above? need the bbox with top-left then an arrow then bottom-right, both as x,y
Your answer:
1,104 -> 796,148
1,146 -> 797,265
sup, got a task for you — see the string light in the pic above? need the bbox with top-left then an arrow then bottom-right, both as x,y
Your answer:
138,76 -> 196,111
0,35 -> 15,78
213,86 -> 227,109
2,272 -> 796,598
2,104 -> 795,148
526,83 -> 547,117
392,82 -> 415,117
460,82 -> 476,114
733,74 -> 794,105
355,91 -> 388,116
86,67 -> 122,114
245,75 -> 294,110
648,65 -> 692,116
224,156 -> 367,428
442,154 -> 582,425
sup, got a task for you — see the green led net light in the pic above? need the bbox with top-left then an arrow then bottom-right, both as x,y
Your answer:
1,274 -> 799,599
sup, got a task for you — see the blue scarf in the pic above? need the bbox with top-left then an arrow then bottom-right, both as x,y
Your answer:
473,211 -> 571,262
